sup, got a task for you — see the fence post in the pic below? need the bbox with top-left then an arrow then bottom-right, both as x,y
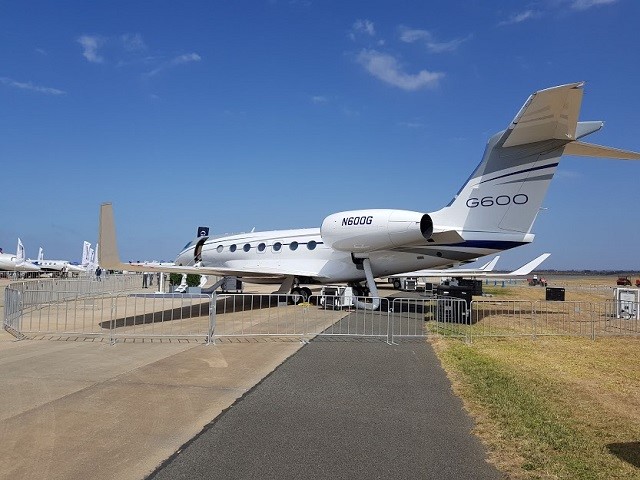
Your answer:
466,300 -> 472,344
207,292 -> 217,345
532,301 -> 537,341
109,296 -> 116,345
386,299 -> 393,345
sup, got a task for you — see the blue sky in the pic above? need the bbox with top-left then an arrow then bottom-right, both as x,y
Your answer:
1,0 -> 639,270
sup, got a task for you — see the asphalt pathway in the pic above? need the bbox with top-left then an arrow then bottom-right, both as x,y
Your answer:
149,331 -> 501,480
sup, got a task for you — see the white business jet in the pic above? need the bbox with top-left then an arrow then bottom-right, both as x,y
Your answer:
98,82 -> 640,307
0,238 -> 40,272
31,242 -> 94,274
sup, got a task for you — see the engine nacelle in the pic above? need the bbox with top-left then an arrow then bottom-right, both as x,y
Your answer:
320,209 -> 434,253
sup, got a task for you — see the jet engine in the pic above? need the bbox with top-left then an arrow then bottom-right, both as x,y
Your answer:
320,209 -> 433,253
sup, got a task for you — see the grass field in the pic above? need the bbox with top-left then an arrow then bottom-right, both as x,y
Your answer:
432,299 -> 640,479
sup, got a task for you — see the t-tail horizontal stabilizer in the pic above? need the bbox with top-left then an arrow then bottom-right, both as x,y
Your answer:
563,141 -> 640,160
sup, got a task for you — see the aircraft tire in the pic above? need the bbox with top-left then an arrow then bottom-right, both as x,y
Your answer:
289,287 -> 307,305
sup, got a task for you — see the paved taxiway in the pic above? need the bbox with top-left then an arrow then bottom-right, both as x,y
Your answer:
149,332 -> 501,479
1,281 -> 499,479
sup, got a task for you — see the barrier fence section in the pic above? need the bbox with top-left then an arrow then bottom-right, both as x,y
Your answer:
4,283 -> 640,343
3,285 -> 468,343
468,299 -> 640,340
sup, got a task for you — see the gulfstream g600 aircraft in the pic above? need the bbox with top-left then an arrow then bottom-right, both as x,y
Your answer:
99,82 -> 640,302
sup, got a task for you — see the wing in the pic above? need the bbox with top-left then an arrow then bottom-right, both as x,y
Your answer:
121,260 -> 329,279
390,253 -> 549,278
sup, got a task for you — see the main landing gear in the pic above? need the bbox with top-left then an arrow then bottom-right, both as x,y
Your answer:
289,286 -> 312,305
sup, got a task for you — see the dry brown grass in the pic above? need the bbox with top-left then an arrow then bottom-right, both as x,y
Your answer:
432,276 -> 640,479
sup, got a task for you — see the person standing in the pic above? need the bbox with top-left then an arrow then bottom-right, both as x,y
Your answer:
142,272 -> 148,288
95,267 -> 102,281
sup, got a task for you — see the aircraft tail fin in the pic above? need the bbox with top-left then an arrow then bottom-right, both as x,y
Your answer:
82,241 -> 91,265
429,82 -> 640,243
99,203 -> 125,269
16,238 -> 25,263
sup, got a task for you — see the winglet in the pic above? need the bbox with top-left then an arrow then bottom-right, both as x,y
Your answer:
481,256 -> 500,272
504,253 -> 551,276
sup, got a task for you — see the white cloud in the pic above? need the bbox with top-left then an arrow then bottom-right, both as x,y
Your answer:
146,52 -> 201,76
571,0 -> 616,9
399,26 -> 468,53
399,27 -> 430,43
121,33 -> 147,52
311,95 -> 328,104
398,121 -> 426,128
0,77 -> 66,95
498,10 -> 539,26
426,37 -> 469,53
77,35 -> 104,63
353,19 -> 375,36
356,49 -> 444,91
349,19 -> 376,40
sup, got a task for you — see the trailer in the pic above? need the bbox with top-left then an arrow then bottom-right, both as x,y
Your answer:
319,285 -> 355,309
389,277 -> 418,291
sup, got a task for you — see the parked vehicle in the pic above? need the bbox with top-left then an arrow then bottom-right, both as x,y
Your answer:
617,276 -> 632,286
528,274 -> 547,287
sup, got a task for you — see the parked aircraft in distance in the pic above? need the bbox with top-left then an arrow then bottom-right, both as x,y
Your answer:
0,238 -> 40,272
99,82 -> 640,307
31,242 -> 96,274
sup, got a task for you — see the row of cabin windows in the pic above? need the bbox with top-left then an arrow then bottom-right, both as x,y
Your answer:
216,240 -> 317,254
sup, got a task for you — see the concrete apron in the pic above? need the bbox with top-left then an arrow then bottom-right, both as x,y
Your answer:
0,328 -> 306,480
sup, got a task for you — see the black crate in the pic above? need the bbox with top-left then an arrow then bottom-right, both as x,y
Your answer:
546,287 -> 565,301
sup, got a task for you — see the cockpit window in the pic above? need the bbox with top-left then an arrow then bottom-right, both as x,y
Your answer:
182,241 -> 193,250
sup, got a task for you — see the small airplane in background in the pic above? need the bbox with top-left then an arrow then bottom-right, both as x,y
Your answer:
0,238 -> 40,272
98,82 -> 640,307
31,241 -> 97,275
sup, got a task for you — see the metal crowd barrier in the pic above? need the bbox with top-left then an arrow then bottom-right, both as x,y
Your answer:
4,282 -> 468,343
468,299 -> 640,340
4,281 -> 639,344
